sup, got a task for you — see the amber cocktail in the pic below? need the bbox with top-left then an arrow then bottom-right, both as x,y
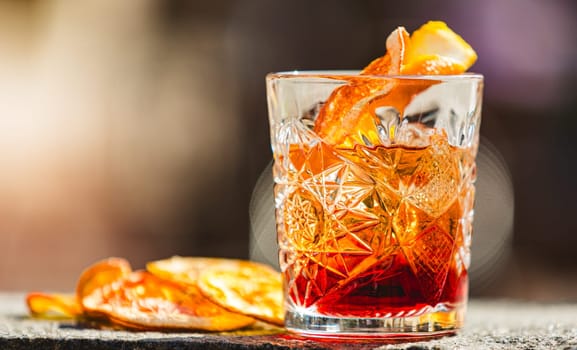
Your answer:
267,72 -> 483,337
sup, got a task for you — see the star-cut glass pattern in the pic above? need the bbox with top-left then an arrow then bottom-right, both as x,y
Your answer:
274,122 -> 476,316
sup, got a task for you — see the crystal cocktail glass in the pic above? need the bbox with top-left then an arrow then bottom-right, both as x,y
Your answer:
266,71 -> 483,338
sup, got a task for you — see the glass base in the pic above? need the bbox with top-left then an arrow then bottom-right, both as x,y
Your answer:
284,304 -> 465,339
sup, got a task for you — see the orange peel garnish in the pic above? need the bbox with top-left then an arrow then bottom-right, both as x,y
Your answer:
314,21 -> 477,147
406,21 -> 477,73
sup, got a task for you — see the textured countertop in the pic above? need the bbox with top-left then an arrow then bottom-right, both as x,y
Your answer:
1,293 -> 576,350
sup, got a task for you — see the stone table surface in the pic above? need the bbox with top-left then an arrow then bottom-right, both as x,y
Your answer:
1,293 -> 576,350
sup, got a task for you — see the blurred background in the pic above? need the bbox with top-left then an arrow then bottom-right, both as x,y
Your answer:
0,0 -> 575,301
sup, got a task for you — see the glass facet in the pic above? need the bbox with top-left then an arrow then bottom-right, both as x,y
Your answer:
266,72 -> 483,338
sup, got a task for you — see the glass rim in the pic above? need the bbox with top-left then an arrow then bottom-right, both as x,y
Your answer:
267,70 -> 483,81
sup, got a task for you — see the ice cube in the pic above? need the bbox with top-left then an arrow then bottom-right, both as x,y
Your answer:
375,106 -> 400,144
405,136 -> 460,217
403,80 -> 480,147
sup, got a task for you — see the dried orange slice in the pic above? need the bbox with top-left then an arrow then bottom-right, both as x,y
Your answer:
81,270 -> 255,331
197,260 -> 284,326
149,257 -> 284,326
314,21 -> 477,147
146,256 -> 240,286
76,257 -> 132,304
75,257 -> 255,331
26,292 -> 82,319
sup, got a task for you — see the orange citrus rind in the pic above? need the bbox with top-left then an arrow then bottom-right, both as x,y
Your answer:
405,20 -> 477,74
314,20 -> 478,147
